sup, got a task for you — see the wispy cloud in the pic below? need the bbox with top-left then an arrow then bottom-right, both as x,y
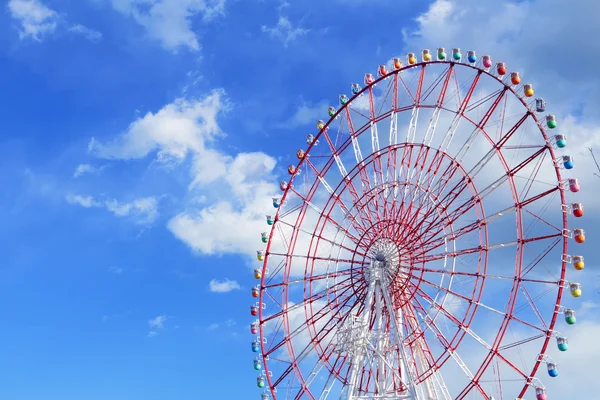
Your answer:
109,0 -> 226,52
147,314 -> 167,337
65,194 -> 96,208
73,163 -> 107,178
261,15 -> 309,47
8,0 -> 58,41
8,0 -> 101,42
209,278 -> 241,293
108,266 -> 124,275
66,194 -> 160,224
68,24 -> 102,42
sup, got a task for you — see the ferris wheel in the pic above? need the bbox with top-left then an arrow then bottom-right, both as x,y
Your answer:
249,47 -> 587,400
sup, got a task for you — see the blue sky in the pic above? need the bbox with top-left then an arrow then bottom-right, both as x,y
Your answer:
1,0 -> 600,399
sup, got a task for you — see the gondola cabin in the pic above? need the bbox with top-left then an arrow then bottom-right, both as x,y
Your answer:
364,73 -> 375,85
279,181 -> 287,191
555,134 -> 566,148
510,72 -> 521,85
565,308 -> 576,325
261,394 -> 270,400
378,65 -> 388,77
437,47 -> 446,60
562,155 -> 574,169
497,62 -> 507,75
467,50 -> 477,63
288,165 -> 297,175
297,148 -> 305,159
306,134 -> 315,144
572,202 -> 584,218
547,362 -> 558,377
254,268 -> 262,279
536,387 -> 547,400
573,228 -> 585,244
261,232 -> 268,243
351,84 -> 361,95
340,94 -> 349,104
557,336 -> 568,352
251,340 -> 260,352
257,376 -> 265,388
252,286 -> 260,298
546,114 -> 557,129
524,83 -> 534,97
407,53 -> 417,65
272,198 -> 280,208
422,49 -> 431,62
482,55 -> 492,68
568,178 -> 580,193
250,322 -> 258,334
251,305 -> 259,316
452,48 -> 462,60
254,359 -> 262,370
328,106 -> 336,117
393,57 -> 403,69
536,98 -> 546,113
257,250 -> 265,261
266,215 -> 274,225
573,255 -> 584,270
570,282 -> 582,298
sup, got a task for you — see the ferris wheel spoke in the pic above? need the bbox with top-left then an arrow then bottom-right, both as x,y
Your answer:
269,252 -> 367,266
277,218 -> 365,259
271,288 -> 369,391
437,71 -> 483,153
301,160 -> 375,241
401,66 -> 455,209
413,284 -> 531,385
407,291 -> 486,395
454,88 -> 509,162
521,238 -> 560,278
264,292 -> 366,388
497,333 -> 546,352
263,275 -> 357,325
315,128 -> 380,237
263,269 -> 354,290
407,145 -> 550,252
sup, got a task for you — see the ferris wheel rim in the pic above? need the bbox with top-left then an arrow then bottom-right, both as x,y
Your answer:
257,55 -> 570,400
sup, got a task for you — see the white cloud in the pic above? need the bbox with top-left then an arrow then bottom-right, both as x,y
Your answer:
8,0 -> 102,43
66,194 -> 96,208
8,0 -> 58,41
88,90 -> 278,257
261,15 -> 309,47
148,315 -> 167,329
109,0 -> 226,51
108,266 -> 124,274
68,24 -> 103,42
89,91 -> 225,160
147,316 -> 162,336
66,194 -> 160,224
208,278 -> 241,293
207,323 -> 219,330
73,163 -> 106,178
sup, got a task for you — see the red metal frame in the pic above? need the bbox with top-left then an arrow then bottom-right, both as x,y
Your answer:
256,58 -> 568,400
